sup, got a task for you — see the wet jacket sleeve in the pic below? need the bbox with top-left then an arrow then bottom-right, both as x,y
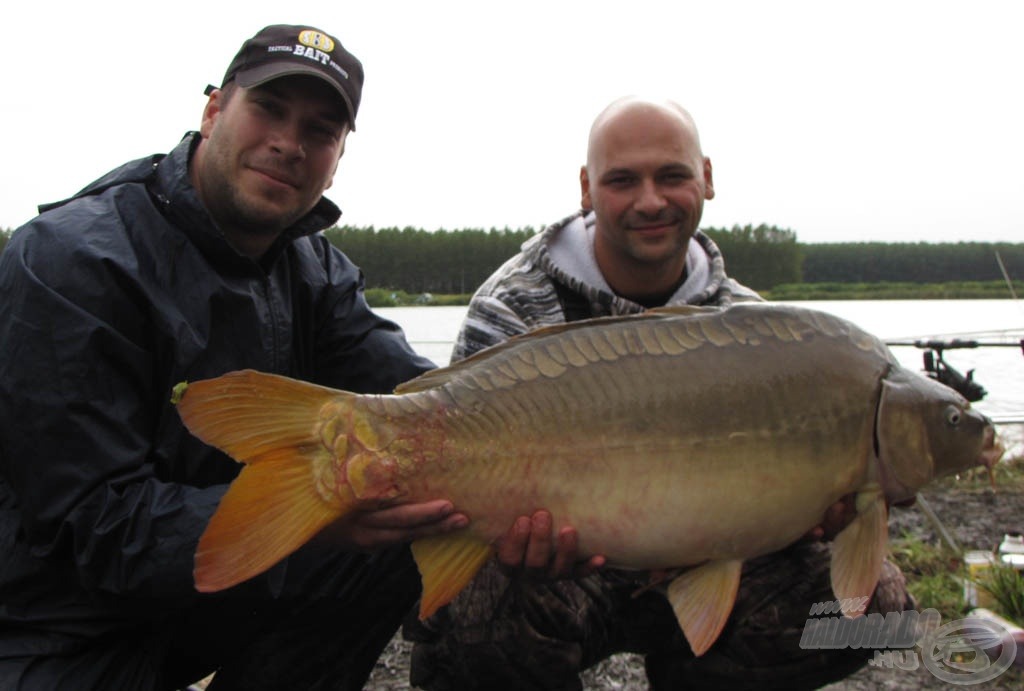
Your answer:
0,222 -> 225,600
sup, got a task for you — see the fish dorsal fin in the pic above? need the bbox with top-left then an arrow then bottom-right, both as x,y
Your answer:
395,306 -> 722,394
830,487 -> 888,613
645,304 -> 723,317
666,559 -> 743,656
411,532 -> 495,619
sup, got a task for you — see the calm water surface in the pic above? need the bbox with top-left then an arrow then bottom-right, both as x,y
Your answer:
379,300 -> 1024,421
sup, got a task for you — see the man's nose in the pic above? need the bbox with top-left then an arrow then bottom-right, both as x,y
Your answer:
269,122 -> 305,160
634,179 -> 667,214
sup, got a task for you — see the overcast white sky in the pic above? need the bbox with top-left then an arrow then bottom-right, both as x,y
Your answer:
3,1 -> 1022,244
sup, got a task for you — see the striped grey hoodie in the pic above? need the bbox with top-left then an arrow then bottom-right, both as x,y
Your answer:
453,210 -> 761,362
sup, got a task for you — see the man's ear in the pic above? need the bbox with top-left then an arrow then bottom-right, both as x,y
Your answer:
703,156 -> 715,200
579,165 -> 593,210
323,127 -> 350,192
199,89 -> 225,138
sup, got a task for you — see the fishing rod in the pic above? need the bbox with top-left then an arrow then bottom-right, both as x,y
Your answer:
883,337 -> 1024,403
885,337 -> 1024,351
885,247 -> 1023,403
995,249 -> 1020,302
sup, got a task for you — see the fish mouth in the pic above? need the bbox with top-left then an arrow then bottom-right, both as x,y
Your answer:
979,424 -> 1005,470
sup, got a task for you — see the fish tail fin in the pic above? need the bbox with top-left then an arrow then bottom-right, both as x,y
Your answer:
176,370 -> 355,592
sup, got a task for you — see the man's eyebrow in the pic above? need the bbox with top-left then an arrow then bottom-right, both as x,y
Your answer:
318,108 -> 348,126
600,162 -> 694,180
251,82 -> 349,126
250,82 -> 284,99
658,162 -> 695,174
600,167 -> 636,179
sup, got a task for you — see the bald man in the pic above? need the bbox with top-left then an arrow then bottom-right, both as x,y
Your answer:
406,98 -> 912,690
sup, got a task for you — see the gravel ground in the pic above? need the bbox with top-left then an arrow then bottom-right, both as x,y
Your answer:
366,425 -> 1024,690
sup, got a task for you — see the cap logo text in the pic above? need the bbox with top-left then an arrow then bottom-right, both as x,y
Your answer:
293,45 -> 332,66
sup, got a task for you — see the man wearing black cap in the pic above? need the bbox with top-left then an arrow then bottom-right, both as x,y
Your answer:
0,24 -> 471,690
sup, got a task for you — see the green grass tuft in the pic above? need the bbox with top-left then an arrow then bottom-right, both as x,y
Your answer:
980,562 -> 1024,623
889,532 -> 969,620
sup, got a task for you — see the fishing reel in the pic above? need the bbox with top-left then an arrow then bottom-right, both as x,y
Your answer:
917,340 -> 988,402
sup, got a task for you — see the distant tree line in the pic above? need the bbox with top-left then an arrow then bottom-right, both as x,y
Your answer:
701,224 -> 800,290
323,223 -> 804,294
331,226 -> 1023,294
800,242 -> 1023,285
1,225 -> 1021,294
323,226 -> 534,295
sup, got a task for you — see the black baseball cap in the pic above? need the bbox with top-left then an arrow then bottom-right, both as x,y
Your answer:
207,24 -> 364,129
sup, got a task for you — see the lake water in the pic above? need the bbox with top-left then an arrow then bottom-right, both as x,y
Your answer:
379,300 -> 1024,426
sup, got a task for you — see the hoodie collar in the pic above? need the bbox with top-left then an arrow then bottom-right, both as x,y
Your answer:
537,210 -> 719,310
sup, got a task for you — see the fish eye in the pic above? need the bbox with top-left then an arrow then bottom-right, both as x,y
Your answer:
945,405 -> 962,426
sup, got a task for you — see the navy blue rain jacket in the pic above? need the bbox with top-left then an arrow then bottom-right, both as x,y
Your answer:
0,132 -> 433,656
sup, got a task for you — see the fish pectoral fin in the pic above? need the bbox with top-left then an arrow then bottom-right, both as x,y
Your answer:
830,488 -> 888,615
412,533 -> 495,619
195,456 -> 342,592
666,559 -> 743,657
